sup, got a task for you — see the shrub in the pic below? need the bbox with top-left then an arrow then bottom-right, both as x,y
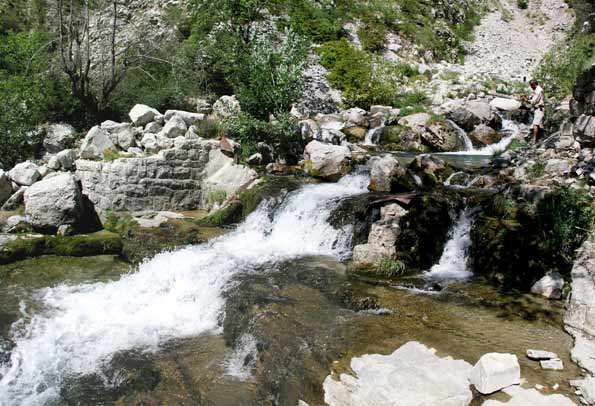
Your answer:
535,33 -> 595,100
358,22 -> 387,52
517,0 -> 529,9
232,30 -> 309,119
374,257 -> 406,278
207,190 -> 228,206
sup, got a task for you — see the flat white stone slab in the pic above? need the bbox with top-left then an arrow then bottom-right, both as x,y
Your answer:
526,349 -> 558,361
482,385 -> 576,406
540,359 -> 564,371
323,341 -> 473,406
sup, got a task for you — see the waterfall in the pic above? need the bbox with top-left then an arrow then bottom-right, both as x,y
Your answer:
447,119 -> 524,156
424,210 -> 474,280
363,117 -> 387,145
0,172 -> 369,406
448,120 -> 474,151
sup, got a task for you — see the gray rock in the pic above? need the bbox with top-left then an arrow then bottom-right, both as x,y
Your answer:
107,123 -> 138,150
544,159 -> 570,175
352,223 -> 398,266
341,107 -> 368,127
299,119 -> 321,140
43,123 -> 77,153
247,153 -> 263,165
0,170 -> 13,206
470,124 -> 501,146
79,126 -> 115,160
323,341 -> 473,406
144,121 -> 163,134
47,155 -> 61,170
24,173 -> 84,232
444,99 -> 502,131
140,133 -> 158,153
1,186 -> 27,210
380,203 -> 408,222
9,162 -> 41,186
526,349 -> 558,361
212,95 -> 241,119
540,359 -> 563,371
3,215 -> 30,233
469,353 -> 520,395
129,104 -> 161,126
162,115 -> 188,139
570,378 -> 595,405
530,272 -> 564,299
56,149 -> 77,170
164,110 -> 205,126
303,141 -> 351,181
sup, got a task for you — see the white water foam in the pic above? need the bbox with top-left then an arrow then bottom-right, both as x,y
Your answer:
424,210 -> 474,281
0,172 -> 369,405
446,119 -> 525,156
224,333 -> 259,381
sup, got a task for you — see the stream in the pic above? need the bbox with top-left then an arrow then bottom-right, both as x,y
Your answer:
0,161 -> 580,405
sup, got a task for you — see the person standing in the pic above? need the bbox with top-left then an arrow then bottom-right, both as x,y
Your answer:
528,79 -> 545,143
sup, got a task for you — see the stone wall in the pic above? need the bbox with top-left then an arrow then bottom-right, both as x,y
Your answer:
76,138 -> 257,218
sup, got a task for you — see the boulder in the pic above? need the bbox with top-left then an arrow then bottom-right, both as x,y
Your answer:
212,95 -> 241,119
398,112 -> 431,129
526,349 -> 558,361
422,121 -> 461,152
469,124 -> 501,147
368,155 -> 414,192
482,386 -> 575,406
164,110 -> 205,126
445,99 -> 502,131
469,353 -> 520,394
3,215 -> 30,233
24,173 -> 84,232
352,223 -> 398,266
299,119 -> 321,140
323,341 -> 473,406
47,155 -> 61,170
162,114 -> 188,139
489,98 -> 522,111
140,133 -> 158,153
129,104 -> 161,126
317,113 -> 345,131
575,114 -> 595,145
56,149 -> 78,171
342,125 -> 368,142
43,123 -> 77,153
107,123 -> 138,150
530,272 -> 564,299
1,186 -> 27,210
9,162 -> 41,186
380,203 -> 408,222
303,141 -> 351,181
341,107 -> 368,127
144,121 -> 163,134
544,159 -> 570,175
0,170 -> 13,206
79,126 -> 115,160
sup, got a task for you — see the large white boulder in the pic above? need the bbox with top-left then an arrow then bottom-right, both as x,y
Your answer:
24,173 -> 84,231
201,148 -> 258,203
304,141 -> 351,181
482,385 -> 575,406
490,97 -> 522,111
323,341 -> 473,406
531,272 -> 564,299
162,114 -> 188,139
164,110 -> 205,126
129,104 -> 161,126
469,353 -> 520,394
43,123 -> 77,153
9,161 -> 41,186
79,126 -> 115,160
0,170 -> 13,206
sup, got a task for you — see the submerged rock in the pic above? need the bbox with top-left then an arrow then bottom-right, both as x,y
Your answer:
469,352 -> 520,395
323,341 -> 473,406
482,385 -> 575,406
540,358 -> 563,370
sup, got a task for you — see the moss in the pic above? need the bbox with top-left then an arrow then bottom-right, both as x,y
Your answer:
0,231 -> 123,264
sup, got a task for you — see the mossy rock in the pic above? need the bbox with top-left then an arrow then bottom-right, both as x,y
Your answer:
196,176 -> 303,227
0,231 -> 123,264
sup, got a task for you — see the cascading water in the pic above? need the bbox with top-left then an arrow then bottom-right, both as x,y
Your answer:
448,120 -> 474,151
447,118 -> 525,156
424,209 -> 474,280
363,117 -> 387,146
0,172 -> 369,406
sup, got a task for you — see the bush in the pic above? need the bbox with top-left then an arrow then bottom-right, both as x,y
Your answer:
232,30 -> 309,119
535,33 -> 595,100
517,0 -> 529,9
282,0 -> 345,43
358,22 -> 387,52
374,256 -> 406,278
222,112 -> 304,163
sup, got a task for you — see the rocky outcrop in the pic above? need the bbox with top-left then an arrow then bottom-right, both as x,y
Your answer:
24,173 -> 84,232
565,241 -> 595,404
323,341 -> 473,406
368,155 -> 415,193
43,123 -> 77,153
76,138 -> 256,219
303,141 -> 351,181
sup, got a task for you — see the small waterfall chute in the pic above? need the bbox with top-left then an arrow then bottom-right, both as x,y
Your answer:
424,209 -> 475,281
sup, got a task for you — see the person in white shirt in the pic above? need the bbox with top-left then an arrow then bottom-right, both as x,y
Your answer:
528,79 -> 545,143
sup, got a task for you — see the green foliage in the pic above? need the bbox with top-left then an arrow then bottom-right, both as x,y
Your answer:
535,33 -> 595,100
233,30 -> 308,119
517,0 -> 529,9
0,30 -> 79,168
281,0 -> 345,42
207,190 -> 228,206
527,159 -> 545,179
373,256 -> 406,278
358,22 -> 387,52
537,187 -> 594,263
104,212 -> 139,238
223,112 -> 304,163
